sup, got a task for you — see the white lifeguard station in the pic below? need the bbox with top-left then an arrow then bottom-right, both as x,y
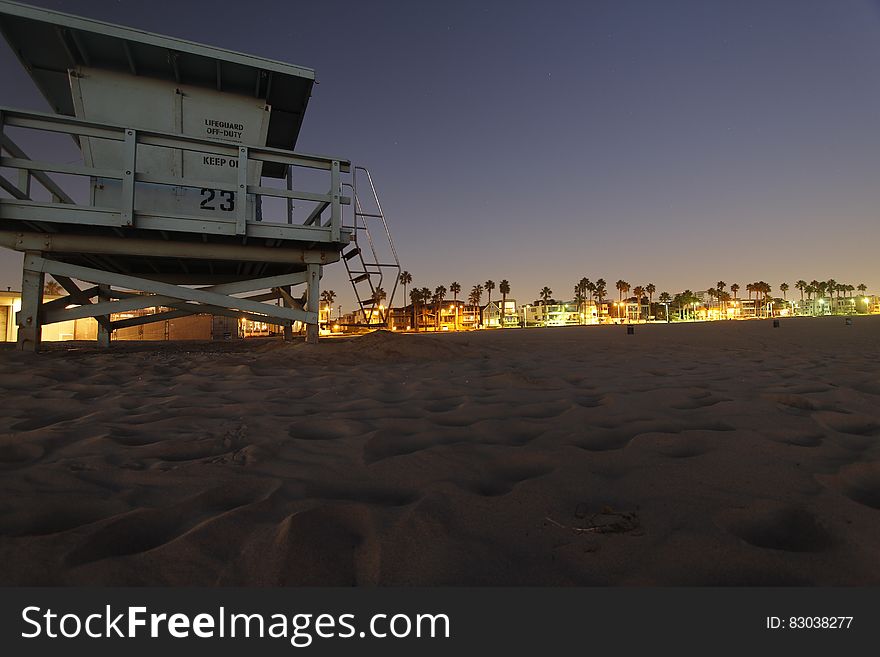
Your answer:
0,0 -> 400,350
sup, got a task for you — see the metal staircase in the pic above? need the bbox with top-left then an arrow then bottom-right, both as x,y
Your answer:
340,166 -> 401,327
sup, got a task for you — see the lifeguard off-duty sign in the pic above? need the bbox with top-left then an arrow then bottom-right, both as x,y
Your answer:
71,67 -> 270,221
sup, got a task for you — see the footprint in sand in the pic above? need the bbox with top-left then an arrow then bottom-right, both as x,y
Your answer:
459,467 -> 554,497
813,411 -> 880,437
717,500 -> 833,553
818,461 -> 880,510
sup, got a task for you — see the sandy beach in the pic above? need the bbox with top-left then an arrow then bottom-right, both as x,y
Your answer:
0,316 -> 878,586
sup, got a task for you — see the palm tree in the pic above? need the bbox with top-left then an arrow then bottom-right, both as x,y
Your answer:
574,286 -> 586,324
730,283 -> 740,299
675,290 -> 699,321
370,287 -> 387,326
499,279 -> 511,326
434,285 -> 447,329
575,276 -> 593,315
398,271 -> 412,327
44,279 -> 62,296
684,289 -> 700,320
450,281 -> 462,330
795,280 -> 807,301
659,291 -> 672,321
815,282 -> 828,313
715,281 -> 726,317
399,271 -> 412,304
810,279 -> 823,300
645,283 -> 656,316
613,280 -> 629,320
539,286 -> 552,325
419,286 -> 432,329
632,285 -> 645,321
586,279 -> 597,304
706,288 -> 716,318
471,284 -> 483,305
805,285 -> 816,316
594,278 -> 607,321
484,280 -> 495,318
576,277 -> 589,322
825,279 -> 837,312
469,284 -> 483,327
756,281 -> 773,317
857,282 -> 867,295
410,288 -> 422,331
320,289 -> 337,321
779,282 -> 789,301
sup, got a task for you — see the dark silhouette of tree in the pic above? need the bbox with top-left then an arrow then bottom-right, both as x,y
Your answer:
320,290 -> 336,321
469,284 -> 483,327
574,285 -> 586,324
645,283 -> 656,315
594,279 -> 607,321
632,285 -> 645,320
419,287 -> 432,329
449,281 -> 461,330
659,291 -> 672,321
484,280 -> 495,317
433,285 -> 447,329
410,288 -> 421,331
399,271 -> 412,303
539,286 -> 552,325
499,279 -> 511,326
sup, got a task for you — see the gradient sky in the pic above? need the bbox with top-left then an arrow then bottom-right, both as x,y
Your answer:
2,0 -> 880,309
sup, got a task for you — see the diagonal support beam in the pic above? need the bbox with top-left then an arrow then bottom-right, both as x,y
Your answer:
28,256 -> 317,325
40,283 -> 100,312
49,275 -> 112,331
273,286 -> 304,311
110,302 -> 291,330
41,273 -> 305,324
303,199 -> 329,226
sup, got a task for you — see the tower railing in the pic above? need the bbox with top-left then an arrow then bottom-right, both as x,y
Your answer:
0,107 -> 352,243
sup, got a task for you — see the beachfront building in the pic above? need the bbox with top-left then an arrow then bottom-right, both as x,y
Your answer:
521,302 -> 578,327
604,299 -> 643,323
790,293 -> 879,316
482,299 -> 519,328
386,299 -> 479,331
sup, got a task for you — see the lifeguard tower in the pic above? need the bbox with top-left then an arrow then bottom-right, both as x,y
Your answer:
0,0 -> 399,350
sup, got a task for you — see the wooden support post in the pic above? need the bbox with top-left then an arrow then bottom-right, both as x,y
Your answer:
283,285 -> 293,341
306,264 -> 320,344
121,129 -> 136,227
16,251 -> 44,352
97,283 -> 111,347
236,146 -> 248,235
330,160 -> 341,243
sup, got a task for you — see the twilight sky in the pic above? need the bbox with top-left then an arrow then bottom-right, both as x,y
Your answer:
2,0 -> 880,309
